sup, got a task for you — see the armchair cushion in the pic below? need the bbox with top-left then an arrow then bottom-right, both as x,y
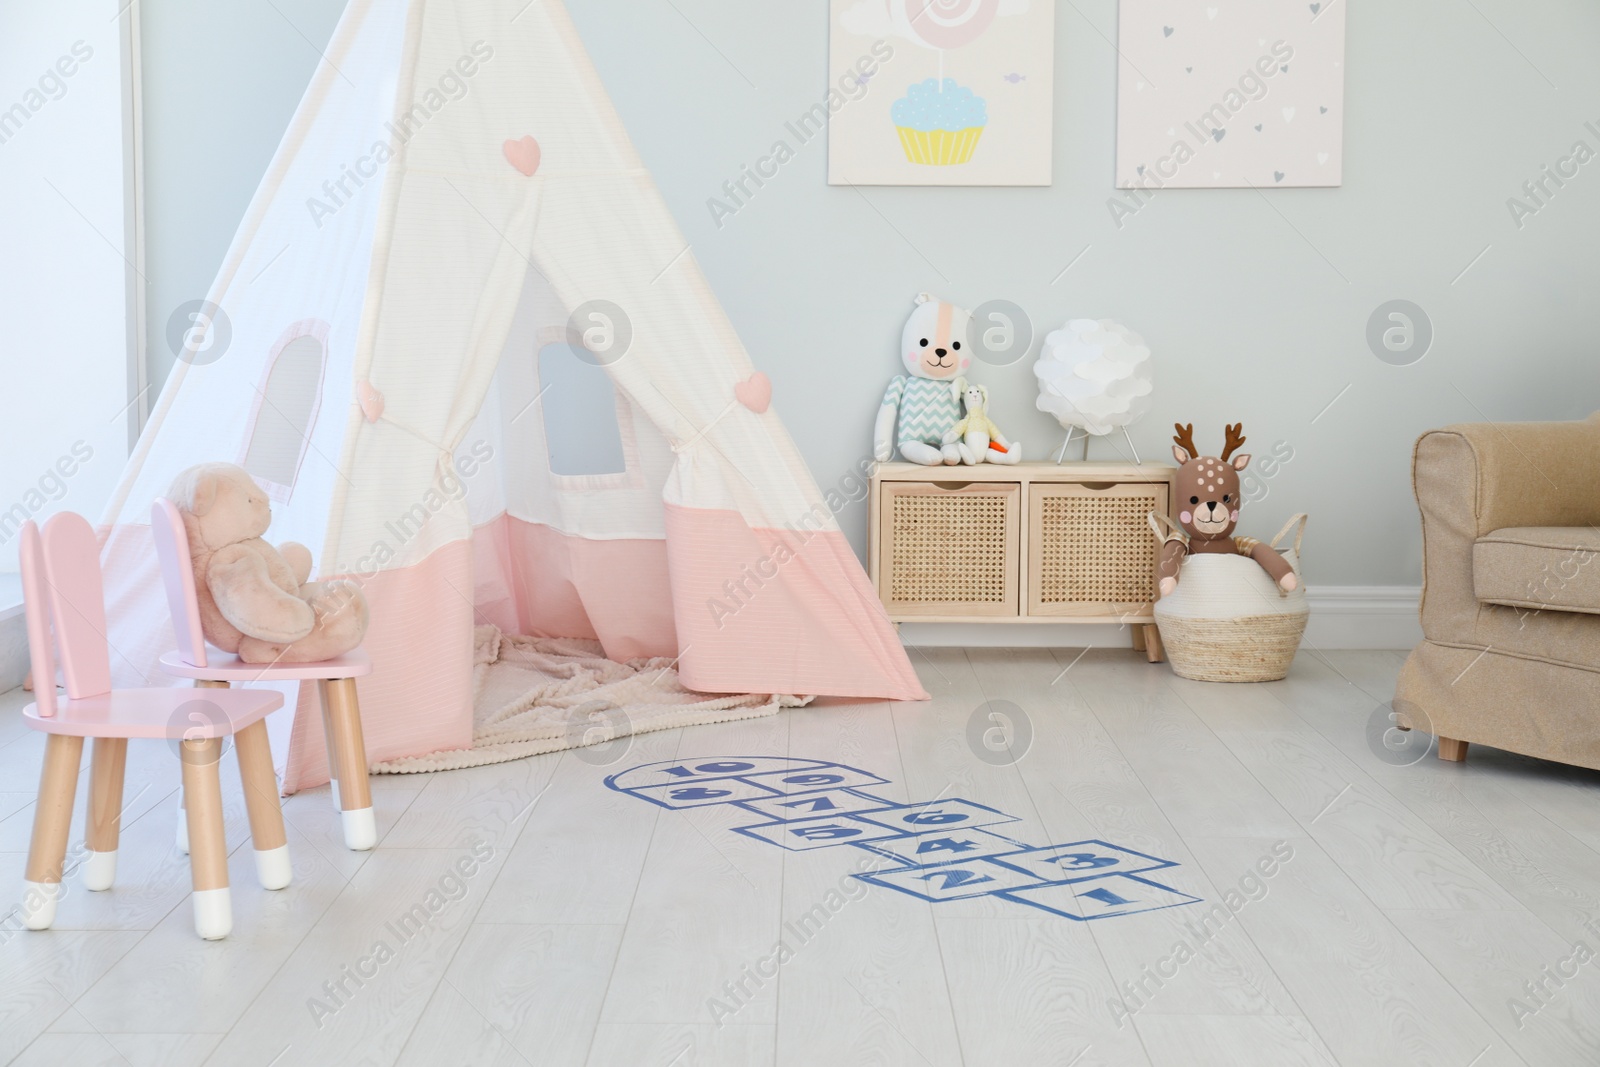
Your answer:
1474,526 -> 1600,615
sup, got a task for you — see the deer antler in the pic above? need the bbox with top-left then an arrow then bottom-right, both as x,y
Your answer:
1221,423 -> 1247,461
1173,423 -> 1199,459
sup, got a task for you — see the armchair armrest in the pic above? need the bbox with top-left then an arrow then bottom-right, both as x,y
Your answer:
1412,413 -> 1600,640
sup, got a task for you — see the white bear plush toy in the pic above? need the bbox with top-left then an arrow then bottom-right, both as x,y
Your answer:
874,293 -> 977,465
874,293 -> 1021,465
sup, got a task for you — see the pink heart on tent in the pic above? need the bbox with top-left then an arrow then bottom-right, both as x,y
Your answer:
357,379 -> 385,422
735,372 -> 771,414
502,136 -> 542,176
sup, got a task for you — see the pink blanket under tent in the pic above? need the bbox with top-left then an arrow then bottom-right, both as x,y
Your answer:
96,0 -> 925,793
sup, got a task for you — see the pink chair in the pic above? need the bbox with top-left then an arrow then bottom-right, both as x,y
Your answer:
17,513 -> 287,940
150,498 -> 376,851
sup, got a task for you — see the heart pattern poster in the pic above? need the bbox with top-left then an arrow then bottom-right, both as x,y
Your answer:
1116,1 -> 1346,189
828,0 -> 1055,186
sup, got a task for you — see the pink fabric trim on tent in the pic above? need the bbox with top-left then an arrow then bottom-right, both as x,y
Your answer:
281,538 -> 476,793
471,515 -> 678,662
663,504 -> 929,701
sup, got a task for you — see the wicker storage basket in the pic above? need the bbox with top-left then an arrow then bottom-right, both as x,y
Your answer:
1150,513 -> 1309,683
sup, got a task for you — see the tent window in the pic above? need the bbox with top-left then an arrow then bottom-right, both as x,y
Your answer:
536,343 -> 626,477
242,322 -> 328,499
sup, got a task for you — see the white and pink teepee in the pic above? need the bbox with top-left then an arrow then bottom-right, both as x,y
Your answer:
98,0 -> 924,792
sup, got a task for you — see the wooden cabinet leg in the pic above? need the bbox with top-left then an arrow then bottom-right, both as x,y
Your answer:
1437,737 -> 1469,763
84,737 -> 127,891
1131,626 -> 1147,652
322,678 -> 375,850
1142,624 -> 1166,664
181,736 -> 232,939
23,733 -> 85,929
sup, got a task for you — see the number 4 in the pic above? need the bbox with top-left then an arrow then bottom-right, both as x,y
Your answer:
916,837 -> 978,856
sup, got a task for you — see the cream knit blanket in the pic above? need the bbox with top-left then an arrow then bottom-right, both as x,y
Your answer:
371,626 -> 804,774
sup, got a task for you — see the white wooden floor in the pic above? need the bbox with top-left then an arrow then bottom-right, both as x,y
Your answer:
3,647 -> 1600,1066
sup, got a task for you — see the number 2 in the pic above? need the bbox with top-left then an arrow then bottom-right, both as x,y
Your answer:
916,868 -> 994,891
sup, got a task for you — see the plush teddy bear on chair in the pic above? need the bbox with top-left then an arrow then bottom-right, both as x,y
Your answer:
168,463 -> 368,663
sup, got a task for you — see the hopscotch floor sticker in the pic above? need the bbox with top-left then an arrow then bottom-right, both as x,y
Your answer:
605,756 -> 1202,921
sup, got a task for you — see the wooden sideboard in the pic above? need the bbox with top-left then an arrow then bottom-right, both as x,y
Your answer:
868,462 -> 1177,660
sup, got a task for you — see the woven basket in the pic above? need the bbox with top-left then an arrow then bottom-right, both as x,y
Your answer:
1149,513 -> 1309,683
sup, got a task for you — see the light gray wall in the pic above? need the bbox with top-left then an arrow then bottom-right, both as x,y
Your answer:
140,0 -> 343,391
142,0 -> 1600,586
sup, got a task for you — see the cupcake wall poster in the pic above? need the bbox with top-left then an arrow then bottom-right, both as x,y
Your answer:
828,0 -> 1055,186
1115,0 -> 1347,188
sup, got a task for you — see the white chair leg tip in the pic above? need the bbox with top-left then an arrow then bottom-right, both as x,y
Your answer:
21,881 -> 59,930
192,887 -> 232,940
82,849 -> 117,892
255,844 -> 293,890
342,807 -> 377,851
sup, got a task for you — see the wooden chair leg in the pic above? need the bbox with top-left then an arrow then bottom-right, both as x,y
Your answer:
322,678 -> 375,850
176,679 -> 231,856
234,719 -> 292,890
24,734 -> 85,930
83,737 -> 127,891
318,679 -> 341,804
1143,624 -> 1166,664
1437,737 -> 1469,763
180,736 -> 232,940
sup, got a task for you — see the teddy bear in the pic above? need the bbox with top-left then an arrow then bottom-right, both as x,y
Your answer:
168,462 -> 369,663
874,293 -> 979,465
945,382 -> 1021,465
1156,423 -> 1297,597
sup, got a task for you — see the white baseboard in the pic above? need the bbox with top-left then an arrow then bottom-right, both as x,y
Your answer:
0,614 -> 27,693
897,585 -> 1423,651
1301,586 -> 1422,651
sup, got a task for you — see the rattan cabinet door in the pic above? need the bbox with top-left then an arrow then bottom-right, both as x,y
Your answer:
1027,482 -> 1166,617
879,481 -> 1020,617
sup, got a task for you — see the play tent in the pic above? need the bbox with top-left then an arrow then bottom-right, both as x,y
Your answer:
99,0 -> 925,792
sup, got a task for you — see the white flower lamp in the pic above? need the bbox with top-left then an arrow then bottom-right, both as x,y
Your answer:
1033,319 -> 1154,463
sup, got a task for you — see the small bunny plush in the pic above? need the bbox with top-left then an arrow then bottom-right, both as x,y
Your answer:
168,463 -> 369,663
945,382 -> 1021,464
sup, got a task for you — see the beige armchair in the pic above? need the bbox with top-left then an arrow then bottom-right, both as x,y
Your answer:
1396,413 -> 1600,769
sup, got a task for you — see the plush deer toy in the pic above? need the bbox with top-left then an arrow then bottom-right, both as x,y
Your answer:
1157,423 -> 1297,597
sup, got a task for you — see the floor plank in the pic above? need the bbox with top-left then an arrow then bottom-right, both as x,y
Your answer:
3,643 -> 1598,1067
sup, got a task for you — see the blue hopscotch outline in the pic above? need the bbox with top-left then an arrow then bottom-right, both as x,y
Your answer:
603,757 -> 1203,922
852,825 -> 1035,867
604,757 -> 890,811
982,839 -> 1181,884
733,786 -> 902,822
604,757 -> 845,810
